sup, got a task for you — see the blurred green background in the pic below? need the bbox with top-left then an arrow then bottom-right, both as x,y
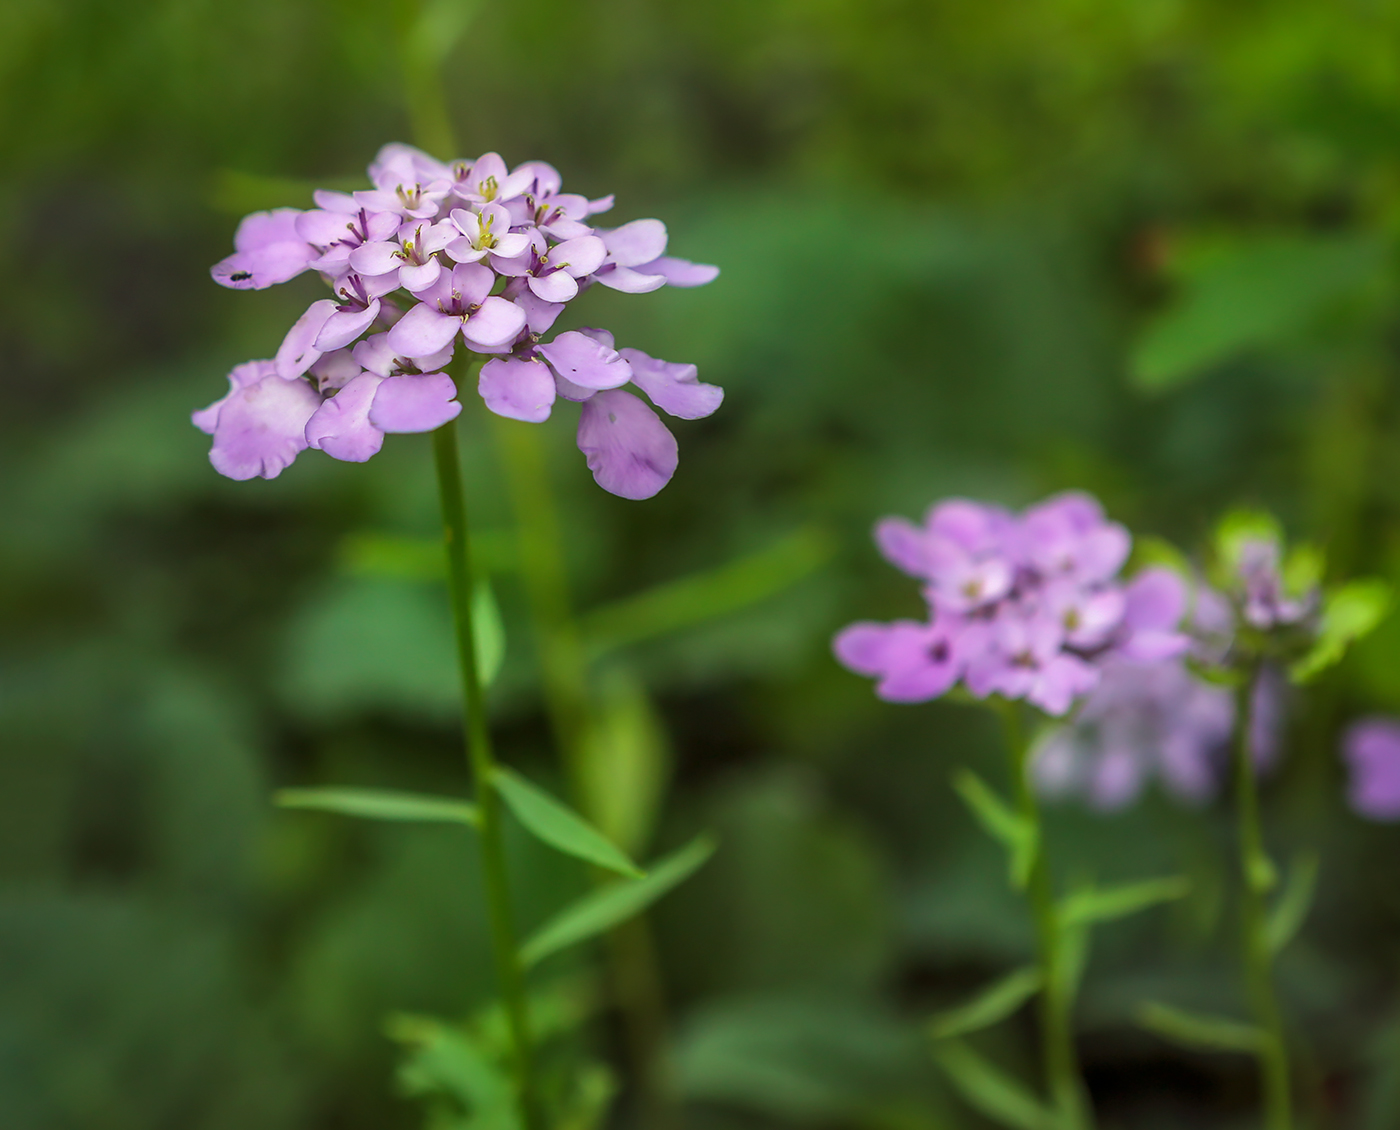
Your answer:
7,1 -> 1400,1127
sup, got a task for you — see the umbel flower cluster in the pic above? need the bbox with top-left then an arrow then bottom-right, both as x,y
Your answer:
834,493 -> 1188,716
197,144 -> 721,498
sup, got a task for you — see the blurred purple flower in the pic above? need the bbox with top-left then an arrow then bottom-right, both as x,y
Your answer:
200,142 -> 719,495
834,493 -> 1190,716
1341,718 -> 1400,820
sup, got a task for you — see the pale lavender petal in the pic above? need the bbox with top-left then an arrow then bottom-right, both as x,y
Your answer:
445,238 -> 488,264
398,259 -> 442,292
304,372 -> 386,462
348,241 -> 402,276
635,255 -> 720,287
296,209 -> 354,246
492,232 -> 531,258
551,235 -> 608,277
387,303 -> 460,358
276,300 -> 337,378
575,328 -> 616,349
1343,718 -> 1400,820
450,261 -> 496,307
192,360 -> 275,434
587,194 -> 615,214
1124,568 -> 1187,631
576,389 -> 678,500
207,373 -> 322,481
602,219 -> 668,267
314,299 -> 380,351
874,518 -> 929,577
313,189 -> 359,213
553,371 -> 597,401
593,264 -> 667,293
528,271 -> 579,302
307,348 -> 364,391
513,289 -> 565,334
539,331 -> 633,390
620,349 -> 723,419
478,357 -> 556,423
368,373 -> 462,433
462,296 -> 527,348
233,208 -> 304,251
1029,655 -> 1099,716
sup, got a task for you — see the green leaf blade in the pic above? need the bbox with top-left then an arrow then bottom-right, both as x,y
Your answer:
929,966 -> 1042,1041
275,787 -> 480,826
520,835 -> 716,968
1060,876 -> 1190,928
1292,578 -> 1393,683
931,1039 -> 1055,1130
1137,1002 -> 1263,1054
1267,851 -> 1320,954
953,770 -> 1037,888
492,767 -> 643,878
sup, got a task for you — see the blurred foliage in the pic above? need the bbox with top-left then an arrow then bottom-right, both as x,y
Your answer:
9,1 -> 1400,1129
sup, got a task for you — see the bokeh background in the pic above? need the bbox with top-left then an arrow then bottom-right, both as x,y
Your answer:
7,1 -> 1400,1127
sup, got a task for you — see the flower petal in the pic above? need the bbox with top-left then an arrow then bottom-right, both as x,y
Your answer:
207,373 -> 322,480
576,389 -> 678,500
602,219 -> 668,267
276,300 -> 338,378
593,264 -> 667,293
619,348 -> 722,419
368,373 -> 462,433
462,296 -> 527,348
528,271 -> 578,302
551,235 -> 608,277
387,302 -> 460,358
538,330 -> 633,390
478,356 -> 556,423
192,360 -> 276,434
304,372 -> 386,462
634,255 -> 719,287
313,298 -> 380,351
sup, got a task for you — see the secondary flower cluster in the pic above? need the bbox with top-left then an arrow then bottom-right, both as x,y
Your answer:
198,143 -> 721,498
833,493 -> 1188,716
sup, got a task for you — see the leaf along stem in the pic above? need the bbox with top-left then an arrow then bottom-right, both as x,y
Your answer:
432,397 -> 539,1130
997,700 -> 1094,1130
1233,665 -> 1294,1130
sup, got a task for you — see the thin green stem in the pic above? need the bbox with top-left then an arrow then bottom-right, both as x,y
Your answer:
1233,667 -> 1293,1130
432,404 -> 538,1130
999,702 -> 1093,1130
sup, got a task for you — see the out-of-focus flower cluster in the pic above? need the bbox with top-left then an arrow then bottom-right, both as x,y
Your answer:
833,493 -> 1189,716
197,144 -> 721,498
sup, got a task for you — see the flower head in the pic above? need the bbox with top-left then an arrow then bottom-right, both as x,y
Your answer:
1341,718 -> 1400,821
202,142 -> 720,493
835,492 -> 1189,716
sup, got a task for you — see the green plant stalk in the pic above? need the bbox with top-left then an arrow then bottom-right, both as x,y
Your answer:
1233,667 -> 1293,1130
432,396 -> 538,1130
999,702 -> 1093,1130
492,418 -> 678,1130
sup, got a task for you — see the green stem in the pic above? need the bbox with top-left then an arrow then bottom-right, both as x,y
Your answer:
492,417 -> 679,1130
1233,667 -> 1293,1130
999,702 -> 1093,1130
432,403 -> 538,1130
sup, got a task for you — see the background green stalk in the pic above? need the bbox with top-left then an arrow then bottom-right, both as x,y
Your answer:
493,419 -> 678,1129
432,395 -> 538,1130
999,702 -> 1094,1130
1233,667 -> 1294,1130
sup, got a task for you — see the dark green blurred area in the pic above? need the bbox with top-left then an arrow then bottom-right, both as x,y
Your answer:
7,2 -> 1400,1128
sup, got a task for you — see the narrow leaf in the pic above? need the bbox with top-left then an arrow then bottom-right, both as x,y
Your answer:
929,966 -> 1042,1040
493,767 -> 642,878
953,770 -> 1037,888
1059,876 -> 1190,928
520,835 -> 716,967
1267,851 -> 1320,954
580,527 -> 833,656
931,1039 -> 1054,1130
1292,578 -> 1393,683
275,787 -> 479,826
1137,1002 -> 1263,1054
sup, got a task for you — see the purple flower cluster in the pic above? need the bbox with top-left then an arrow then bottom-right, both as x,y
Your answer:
833,493 -> 1189,716
198,144 -> 721,498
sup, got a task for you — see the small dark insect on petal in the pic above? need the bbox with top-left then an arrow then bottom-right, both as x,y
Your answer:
230,271 -> 252,282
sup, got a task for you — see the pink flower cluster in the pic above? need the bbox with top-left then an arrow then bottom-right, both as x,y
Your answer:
834,493 -> 1188,716
198,144 -> 721,498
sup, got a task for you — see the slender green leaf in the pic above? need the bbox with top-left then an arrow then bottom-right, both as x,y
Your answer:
953,770 -> 1037,889
337,529 -> 517,580
275,786 -> 479,826
1055,922 -> 1090,1002
929,966 -> 1042,1040
520,835 -> 716,967
1059,876 -> 1189,928
1137,1002 -> 1263,1054
1267,851 -> 1320,954
580,527 -> 833,656
577,667 -> 671,855
1292,578 -> 1393,683
493,767 -> 642,878
931,1039 -> 1054,1130
470,578 -> 507,688
1131,234 -> 1385,391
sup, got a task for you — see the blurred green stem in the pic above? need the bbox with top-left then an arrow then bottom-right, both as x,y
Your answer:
1233,666 -> 1293,1130
432,396 -> 538,1130
999,702 -> 1093,1130
492,418 -> 678,1129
